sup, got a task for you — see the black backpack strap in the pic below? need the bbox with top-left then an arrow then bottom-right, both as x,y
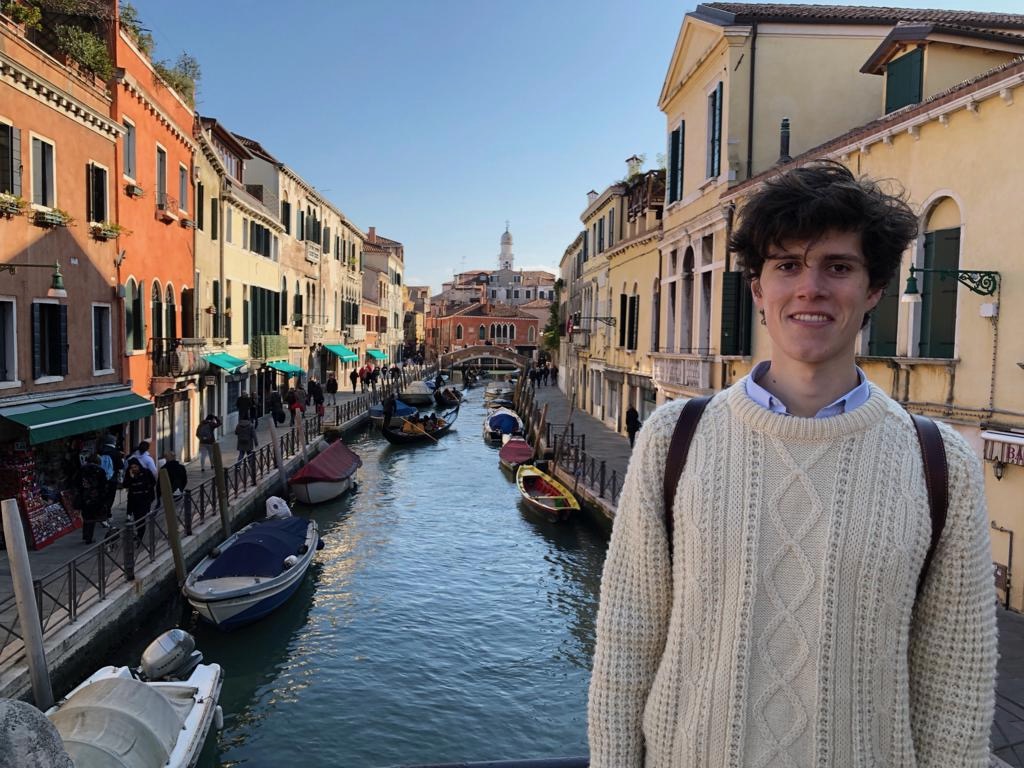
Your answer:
911,413 -> 949,600
663,396 -> 712,562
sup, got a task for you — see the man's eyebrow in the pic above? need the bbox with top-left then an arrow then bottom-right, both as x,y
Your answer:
764,251 -> 865,262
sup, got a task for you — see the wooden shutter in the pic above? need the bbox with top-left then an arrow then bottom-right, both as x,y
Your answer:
919,228 -> 960,358
608,209 -> 614,246
885,48 -> 923,114
619,294 -> 627,346
668,127 -> 680,202
719,271 -> 752,356
629,295 -> 639,350
58,304 -> 68,375
677,121 -> 685,197
868,271 -> 900,356
210,197 -> 218,239
196,183 -> 204,230
712,83 -> 723,177
86,164 -> 95,221
31,303 -> 41,379
32,139 -> 43,204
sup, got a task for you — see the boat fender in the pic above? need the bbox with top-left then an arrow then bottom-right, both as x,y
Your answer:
316,538 -> 325,550
298,544 -> 309,555
214,705 -> 225,731
283,555 -> 299,569
210,546 -> 221,558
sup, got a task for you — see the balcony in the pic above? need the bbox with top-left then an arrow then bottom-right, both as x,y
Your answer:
651,351 -> 713,391
304,324 -> 324,346
250,334 -> 288,361
156,192 -> 178,223
345,323 -> 366,342
150,337 -> 210,378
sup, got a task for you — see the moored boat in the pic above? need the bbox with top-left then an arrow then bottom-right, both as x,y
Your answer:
483,407 -> 523,444
498,435 -> 534,472
288,438 -> 363,504
369,398 -> 417,427
44,629 -> 223,768
515,464 -> 580,522
401,380 -> 435,406
183,498 -> 322,630
433,387 -> 463,408
381,407 -> 459,445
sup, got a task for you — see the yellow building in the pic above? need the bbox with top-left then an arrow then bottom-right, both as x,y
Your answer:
720,40 -> 1024,607
653,3 -> 1024,401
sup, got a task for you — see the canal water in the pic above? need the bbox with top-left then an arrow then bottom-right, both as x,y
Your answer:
119,397 -> 610,767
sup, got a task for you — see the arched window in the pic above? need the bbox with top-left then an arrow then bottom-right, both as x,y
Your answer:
628,282 -> 639,351
293,281 -> 302,327
509,324 -> 515,340
281,278 -> 288,326
528,325 -> 535,343
165,284 -> 176,340
455,324 -> 463,340
124,278 -> 136,351
151,281 -> 163,340
478,325 -> 486,340
490,323 -> 495,339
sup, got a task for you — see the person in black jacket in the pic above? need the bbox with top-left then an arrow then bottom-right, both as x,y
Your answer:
97,433 -> 124,521
625,406 -> 642,449
77,454 -> 109,544
162,451 -> 188,497
325,375 -> 339,405
123,457 -> 156,541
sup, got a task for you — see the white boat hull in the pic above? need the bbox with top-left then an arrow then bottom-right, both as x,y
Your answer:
291,475 -> 354,504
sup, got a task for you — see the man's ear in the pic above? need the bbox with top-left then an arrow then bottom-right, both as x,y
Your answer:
866,284 -> 884,312
750,278 -> 763,307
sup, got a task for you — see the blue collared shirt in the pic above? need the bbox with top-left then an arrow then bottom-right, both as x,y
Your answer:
745,361 -> 871,418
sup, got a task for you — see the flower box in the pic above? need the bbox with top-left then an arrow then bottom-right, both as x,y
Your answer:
0,199 -> 23,219
90,223 -> 120,240
125,183 -> 144,198
33,210 -> 68,228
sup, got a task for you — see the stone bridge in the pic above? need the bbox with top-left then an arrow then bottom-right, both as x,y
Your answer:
444,345 -> 529,369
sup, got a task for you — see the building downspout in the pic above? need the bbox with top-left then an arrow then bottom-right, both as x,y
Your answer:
745,21 -> 759,180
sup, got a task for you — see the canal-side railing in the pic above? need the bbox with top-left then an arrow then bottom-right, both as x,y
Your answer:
0,403 -> 371,666
397,759 -> 588,768
551,446 -> 622,506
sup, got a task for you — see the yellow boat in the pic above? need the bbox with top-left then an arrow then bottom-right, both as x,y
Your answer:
515,464 -> 580,522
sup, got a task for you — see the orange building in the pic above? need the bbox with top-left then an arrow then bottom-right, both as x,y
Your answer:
109,7 -> 199,459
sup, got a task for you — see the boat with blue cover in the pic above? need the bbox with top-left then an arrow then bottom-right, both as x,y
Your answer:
483,407 -> 523,444
369,398 -> 417,427
183,498 -> 322,630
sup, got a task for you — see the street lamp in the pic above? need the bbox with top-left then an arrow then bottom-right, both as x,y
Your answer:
901,265 -> 1000,303
0,262 -> 67,298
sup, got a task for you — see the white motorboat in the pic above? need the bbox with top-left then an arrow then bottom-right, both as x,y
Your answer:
289,439 -> 362,504
483,407 -> 524,444
45,629 -> 223,768
183,497 -> 322,630
401,380 -> 435,405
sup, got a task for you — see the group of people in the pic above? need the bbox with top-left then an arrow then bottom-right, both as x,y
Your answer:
526,362 -> 557,388
76,436 -> 188,545
399,411 -> 446,434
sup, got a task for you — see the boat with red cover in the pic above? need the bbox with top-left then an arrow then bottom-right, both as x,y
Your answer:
498,436 -> 534,473
288,439 -> 363,504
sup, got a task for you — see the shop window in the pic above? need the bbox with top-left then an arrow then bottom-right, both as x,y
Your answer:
32,302 -> 67,379
0,299 -> 15,381
93,304 -> 112,373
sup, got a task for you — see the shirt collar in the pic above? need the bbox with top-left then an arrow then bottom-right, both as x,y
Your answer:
745,361 -> 870,418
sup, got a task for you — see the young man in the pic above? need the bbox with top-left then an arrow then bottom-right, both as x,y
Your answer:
588,161 -> 996,767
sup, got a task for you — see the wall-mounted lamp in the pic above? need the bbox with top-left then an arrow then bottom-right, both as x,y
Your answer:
0,262 -> 67,298
994,460 -> 1006,481
901,265 -> 1000,303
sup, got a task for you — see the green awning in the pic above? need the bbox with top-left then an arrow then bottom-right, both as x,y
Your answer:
268,361 -> 305,376
324,344 -> 358,363
366,349 -> 388,361
204,352 -> 247,373
0,392 -> 154,445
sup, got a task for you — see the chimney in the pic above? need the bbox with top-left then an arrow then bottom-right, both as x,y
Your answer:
367,226 -> 376,242
586,190 -> 599,205
778,118 -> 792,164
625,154 -> 644,178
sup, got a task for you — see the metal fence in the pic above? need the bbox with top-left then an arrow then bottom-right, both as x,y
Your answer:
550,445 -> 622,507
0,406 -> 367,667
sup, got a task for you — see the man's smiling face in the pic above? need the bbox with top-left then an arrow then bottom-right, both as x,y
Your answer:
751,230 -> 883,372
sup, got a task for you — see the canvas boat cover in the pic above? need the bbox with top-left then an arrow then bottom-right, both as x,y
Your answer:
499,437 -> 533,465
49,677 -> 196,768
487,408 -> 522,434
289,439 -> 363,485
369,399 -> 417,419
199,517 -> 310,580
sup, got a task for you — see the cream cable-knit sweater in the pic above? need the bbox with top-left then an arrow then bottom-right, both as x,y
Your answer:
588,380 -> 997,768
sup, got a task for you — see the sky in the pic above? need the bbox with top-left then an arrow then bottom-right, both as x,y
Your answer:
129,0 -> 1022,293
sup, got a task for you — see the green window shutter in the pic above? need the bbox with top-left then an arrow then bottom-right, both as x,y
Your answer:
867,271 -> 900,356
919,228 -> 960,358
629,295 -> 639,350
31,303 -> 41,379
720,271 -> 752,356
86,163 -> 94,222
619,294 -> 627,346
885,48 -> 923,114
712,82 -> 723,177
124,282 -> 134,351
668,127 -> 680,202
58,304 -> 68,375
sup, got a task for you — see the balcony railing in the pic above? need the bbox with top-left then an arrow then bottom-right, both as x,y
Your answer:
150,337 -> 209,377
651,350 -> 713,390
345,323 -> 366,342
250,334 -> 288,361
156,192 -> 178,222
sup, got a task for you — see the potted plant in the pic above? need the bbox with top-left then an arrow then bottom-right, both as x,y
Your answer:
33,208 -> 73,228
0,192 -> 25,218
90,221 -> 130,240
0,1 -> 42,31
204,305 -> 217,315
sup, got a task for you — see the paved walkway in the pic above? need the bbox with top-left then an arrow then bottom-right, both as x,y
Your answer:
523,382 -> 1023,764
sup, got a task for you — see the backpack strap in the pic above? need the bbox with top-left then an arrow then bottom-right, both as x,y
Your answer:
910,413 -> 949,601
663,395 -> 712,561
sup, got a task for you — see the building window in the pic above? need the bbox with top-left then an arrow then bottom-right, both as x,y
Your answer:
0,299 -> 16,382
885,48 -> 923,114
225,207 -> 233,244
513,290 -> 520,299
124,278 -> 145,351
706,82 -> 723,178
528,325 -> 535,343
196,182 -> 205,230
31,136 -> 55,207
92,304 -> 112,373
210,197 -> 219,239
165,284 -> 176,340
668,121 -> 685,203
281,200 -> 291,234
478,325 -> 485,340
32,302 -> 67,378
86,163 -> 108,223
455,324 -> 463,340
0,123 -> 21,196
598,218 -> 605,252
490,289 -> 496,299
151,281 -> 164,340
918,227 -> 960,358
123,119 -> 136,179
178,164 -> 188,213
156,146 -> 168,206
242,216 -> 248,249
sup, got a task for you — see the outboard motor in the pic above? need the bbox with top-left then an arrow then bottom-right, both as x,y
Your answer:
138,629 -> 203,682
265,496 -> 291,519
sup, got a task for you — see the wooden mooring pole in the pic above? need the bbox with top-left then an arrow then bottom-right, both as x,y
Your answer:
210,443 -> 231,537
158,469 -> 186,586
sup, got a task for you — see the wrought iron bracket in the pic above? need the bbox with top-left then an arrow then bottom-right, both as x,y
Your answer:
908,266 -> 1000,296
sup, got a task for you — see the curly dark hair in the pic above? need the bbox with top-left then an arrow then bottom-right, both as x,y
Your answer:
728,160 -> 919,291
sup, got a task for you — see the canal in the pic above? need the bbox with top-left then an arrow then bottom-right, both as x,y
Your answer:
118,396 -> 610,767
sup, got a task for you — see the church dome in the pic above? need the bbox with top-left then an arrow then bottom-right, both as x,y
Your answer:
501,229 -> 513,245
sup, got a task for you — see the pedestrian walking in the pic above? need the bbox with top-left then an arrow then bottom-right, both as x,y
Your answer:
587,160 -> 996,768
129,440 -> 158,480
76,454 -> 108,545
235,416 -> 258,458
97,433 -> 124,520
349,368 -> 359,393
195,414 -> 221,471
269,390 -> 286,426
624,405 -> 641,448
326,375 -> 339,405
236,390 -> 252,423
162,451 -> 188,498
123,457 -> 155,542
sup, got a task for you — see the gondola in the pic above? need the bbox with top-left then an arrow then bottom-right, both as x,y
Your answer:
515,464 -> 580,522
433,387 -> 463,408
381,406 -> 459,445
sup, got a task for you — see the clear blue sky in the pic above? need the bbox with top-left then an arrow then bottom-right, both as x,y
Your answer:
130,0 -> 1021,292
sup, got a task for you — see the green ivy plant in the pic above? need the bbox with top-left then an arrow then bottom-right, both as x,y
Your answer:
153,52 -> 201,107
0,1 -> 43,29
54,23 -> 113,80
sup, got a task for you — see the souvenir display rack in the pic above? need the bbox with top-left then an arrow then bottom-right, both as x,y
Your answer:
0,443 -> 80,550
